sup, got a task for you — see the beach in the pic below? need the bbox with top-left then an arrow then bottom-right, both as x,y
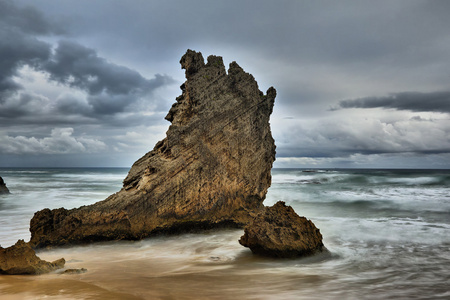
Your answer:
1,168 -> 449,299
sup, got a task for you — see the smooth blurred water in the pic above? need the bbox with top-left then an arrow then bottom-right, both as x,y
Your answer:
0,168 -> 449,299
0,168 -> 127,247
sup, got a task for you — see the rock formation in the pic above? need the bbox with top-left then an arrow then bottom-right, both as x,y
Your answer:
239,201 -> 324,258
0,177 -> 10,194
30,50 -> 277,248
0,240 -> 65,275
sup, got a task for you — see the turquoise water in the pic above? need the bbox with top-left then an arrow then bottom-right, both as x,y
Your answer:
0,168 -> 449,299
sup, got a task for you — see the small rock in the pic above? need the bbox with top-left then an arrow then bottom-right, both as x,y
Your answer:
0,177 -> 10,194
239,201 -> 324,258
0,240 -> 65,275
62,268 -> 87,274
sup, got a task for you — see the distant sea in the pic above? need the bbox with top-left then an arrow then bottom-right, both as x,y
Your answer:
0,168 -> 449,299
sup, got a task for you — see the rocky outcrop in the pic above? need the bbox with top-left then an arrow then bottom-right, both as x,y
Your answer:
0,240 -> 65,275
30,49 -> 276,248
0,177 -> 9,194
239,201 -> 324,258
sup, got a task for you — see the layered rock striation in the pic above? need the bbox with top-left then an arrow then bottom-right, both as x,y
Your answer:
239,201 -> 324,258
30,50 -> 277,248
0,240 -> 65,275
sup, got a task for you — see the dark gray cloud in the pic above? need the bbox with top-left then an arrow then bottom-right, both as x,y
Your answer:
0,0 -> 175,127
0,0 -> 176,167
0,28 -> 50,95
0,38 -> 174,119
0,0 -> 60,96
0,92 -> 49,119
0,0 -> 63,35
334,91 -> 450,113
44,41 -> 148,95
42,40 -> 174,115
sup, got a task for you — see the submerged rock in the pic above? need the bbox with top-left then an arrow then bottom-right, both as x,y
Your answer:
61,268 -> 87,274
0,177 -> 10,194
30,49 -> 276,248
239,201 -> 324,258
0,240 -> 65,275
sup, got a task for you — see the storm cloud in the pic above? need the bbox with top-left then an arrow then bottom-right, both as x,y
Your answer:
0,0 -> 62,35
0,0 -> 174,125
0,0 -> 57,96
335,91 -> 450,113
42,41 -> 174,115
0,24 -> 50,96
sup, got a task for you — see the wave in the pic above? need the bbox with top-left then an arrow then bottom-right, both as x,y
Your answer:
315,216 -> 450,246
272,169 -> 450,187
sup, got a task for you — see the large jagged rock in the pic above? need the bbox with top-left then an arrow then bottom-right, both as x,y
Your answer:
0,240 -> 65,275
0,177 -> 10,194
239,201 -> 324,258
30,50 -> 276,248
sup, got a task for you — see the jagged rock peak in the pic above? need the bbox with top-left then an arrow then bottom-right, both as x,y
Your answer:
30,49 -> 277,248
180,49 -> 205,77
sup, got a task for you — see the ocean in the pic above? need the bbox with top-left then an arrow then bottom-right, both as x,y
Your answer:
0,168 -> 449,299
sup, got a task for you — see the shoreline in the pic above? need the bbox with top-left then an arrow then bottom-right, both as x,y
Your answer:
1,229 -> 335,300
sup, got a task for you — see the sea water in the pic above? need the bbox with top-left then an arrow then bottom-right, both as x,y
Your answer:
0,168 -> 449,299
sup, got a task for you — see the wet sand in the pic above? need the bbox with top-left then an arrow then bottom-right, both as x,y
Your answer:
0,230 -> 332,300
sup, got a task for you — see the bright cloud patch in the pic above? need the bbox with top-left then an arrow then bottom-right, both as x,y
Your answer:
274,113 -> 450,158
0,128 -> 106,154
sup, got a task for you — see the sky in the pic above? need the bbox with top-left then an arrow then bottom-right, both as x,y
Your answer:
1,0 -> 449,169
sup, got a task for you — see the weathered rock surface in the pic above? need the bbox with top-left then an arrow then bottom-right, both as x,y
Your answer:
0,177 -> 10,194
30,49 -> 276,248
0,240 -> 65,275
239,201 -> 324,258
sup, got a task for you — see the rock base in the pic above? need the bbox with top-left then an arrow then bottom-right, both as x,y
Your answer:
239,201 -> 324,258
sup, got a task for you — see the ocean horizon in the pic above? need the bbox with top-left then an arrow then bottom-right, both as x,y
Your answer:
1,167 -> 449,299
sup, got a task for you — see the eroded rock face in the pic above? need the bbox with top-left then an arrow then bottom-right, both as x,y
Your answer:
0,240 -> 65,275
0,177 -> 10,194
239,201 -> 324,258
30,50 -> 276,248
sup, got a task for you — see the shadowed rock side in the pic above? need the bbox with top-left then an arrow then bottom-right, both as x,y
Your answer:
30,50 -> 276,248
239,201 -> 324,258
0,240 -> 65,275
0,177 -> 10,194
